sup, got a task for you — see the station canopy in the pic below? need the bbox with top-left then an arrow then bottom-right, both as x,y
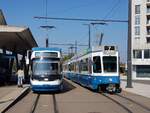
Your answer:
0,25 -> 38,54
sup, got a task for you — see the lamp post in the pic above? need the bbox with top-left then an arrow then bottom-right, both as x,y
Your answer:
127,0 -> 132,88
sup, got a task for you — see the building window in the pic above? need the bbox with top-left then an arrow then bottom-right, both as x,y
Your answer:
135,26 -> 140,35
147,15 -> 150,24
135,5 -> 140,14
136,65 -> 150,78
146,37 -> 150,43
135,15 -> 140,25
144,49 -> 150,58
147,5 -> 150,13
133,50 -> 142,58
147,27 -> 150,35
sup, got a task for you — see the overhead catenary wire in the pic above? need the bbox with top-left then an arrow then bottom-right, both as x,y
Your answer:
34,16 -> 128,23
103,0 -> 121,19
49,43 -> 88,47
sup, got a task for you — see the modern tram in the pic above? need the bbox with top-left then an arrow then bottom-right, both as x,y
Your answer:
63,46 -> 121,93
26,47 -> 63,92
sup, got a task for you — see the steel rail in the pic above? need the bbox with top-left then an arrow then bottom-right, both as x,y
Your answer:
116,94 -> 150,112
30,94 -> 40,113
52,94 -> 59,113
101,93 -> 133,113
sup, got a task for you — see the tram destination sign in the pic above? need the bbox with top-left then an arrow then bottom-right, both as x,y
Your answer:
103,46 -> 117,55
35,52 -> 58,58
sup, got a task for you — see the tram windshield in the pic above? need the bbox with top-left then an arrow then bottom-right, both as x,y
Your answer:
32,60 -> 59,75
103,56 -> 117,73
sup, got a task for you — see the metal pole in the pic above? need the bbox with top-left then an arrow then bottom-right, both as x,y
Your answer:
88,24 -> 91,49
46,38 -> 49,48
126,0 -> 132,88
75,40 -> 77,54
83,24 -> 91,49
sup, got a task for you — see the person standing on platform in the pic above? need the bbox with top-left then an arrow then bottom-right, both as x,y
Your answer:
17,67 -> 24,87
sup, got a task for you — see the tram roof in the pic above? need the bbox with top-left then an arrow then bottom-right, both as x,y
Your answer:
69,45 -> 118,61
32,47 -> 61,52
0,25 -> 38,54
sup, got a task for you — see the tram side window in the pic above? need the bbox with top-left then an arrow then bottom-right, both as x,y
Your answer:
78,61 -> 81,73
64,65 -> 67,71
69,63 -> 74,72
76,61 -> 79,73
81,59 -> 88,74
74,63 -> 76,72
88,58 -> 92,74
93,56 -> 101,73
68,64 -> 71,71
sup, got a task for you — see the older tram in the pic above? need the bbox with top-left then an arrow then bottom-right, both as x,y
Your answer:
63,46 -> 121,93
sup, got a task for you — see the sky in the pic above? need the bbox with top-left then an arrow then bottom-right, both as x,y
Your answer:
0,0 -> 128,62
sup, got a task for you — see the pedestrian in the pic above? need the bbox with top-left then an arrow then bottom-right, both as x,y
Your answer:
17,67 -> 24,87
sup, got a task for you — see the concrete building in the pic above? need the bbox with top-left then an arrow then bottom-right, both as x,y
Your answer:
131,0 -> 150,80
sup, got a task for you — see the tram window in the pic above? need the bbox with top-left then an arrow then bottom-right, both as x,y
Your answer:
76,62 -> 79,72
81,59 -> 88,73
88,58 -> 92,74
74,63 -> 76,72
78,61 -> 81,73
93,56 -> 101,73
103,56 -> 117,72
68,64 -> 71,71
69,63 -> 74,72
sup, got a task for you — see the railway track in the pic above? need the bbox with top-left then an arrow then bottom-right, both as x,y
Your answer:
52,94 -> 59,113
5,91 -> 60,113
116,93 -> 150,112
101,93 -> 150,113
3,80 -> 150,113
29,94 -> 40,113
102,93 -> 133,113
29,93 -> 59,113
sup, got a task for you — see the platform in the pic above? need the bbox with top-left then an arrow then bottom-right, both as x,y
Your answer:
0,85 -> 30,113
121,76 -> 150,98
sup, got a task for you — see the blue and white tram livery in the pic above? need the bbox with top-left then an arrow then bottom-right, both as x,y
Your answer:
26,47 -> 63,92
63,46 -> 121,93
